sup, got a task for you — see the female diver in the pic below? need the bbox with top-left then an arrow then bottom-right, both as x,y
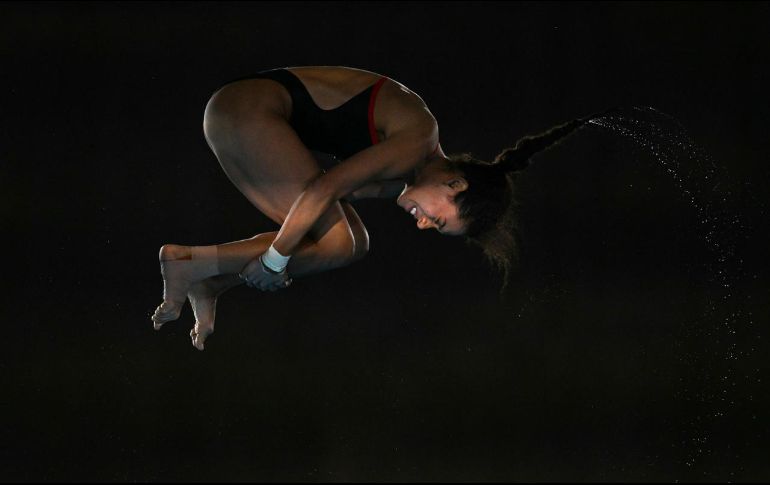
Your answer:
152,66 -> 598,350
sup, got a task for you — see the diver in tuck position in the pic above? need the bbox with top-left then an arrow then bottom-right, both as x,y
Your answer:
153,65 -> 604,350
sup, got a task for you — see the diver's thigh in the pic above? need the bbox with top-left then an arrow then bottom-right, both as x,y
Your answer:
205,102 -> 323,221
203,82 -> 362,250
205,100 -> 356,250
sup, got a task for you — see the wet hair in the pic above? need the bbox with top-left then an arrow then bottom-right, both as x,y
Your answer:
448,111 -> 613,288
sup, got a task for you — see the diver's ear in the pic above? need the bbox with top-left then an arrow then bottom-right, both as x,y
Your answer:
447,177 -> 468,193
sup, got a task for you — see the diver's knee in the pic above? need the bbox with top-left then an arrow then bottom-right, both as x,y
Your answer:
340,203 -> 369,263
320,231 -> 361,270
350,226 -> 370,262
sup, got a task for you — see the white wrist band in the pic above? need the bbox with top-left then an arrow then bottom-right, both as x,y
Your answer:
262,245 -> 291,273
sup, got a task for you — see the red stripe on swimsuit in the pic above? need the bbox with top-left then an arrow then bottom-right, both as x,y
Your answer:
368,77 -> 388,145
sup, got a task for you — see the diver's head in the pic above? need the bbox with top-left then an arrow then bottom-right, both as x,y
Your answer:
398,115 -> 594,285
396,157 -> 468,236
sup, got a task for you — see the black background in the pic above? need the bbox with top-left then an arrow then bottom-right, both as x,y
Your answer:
2,1 -> 769,482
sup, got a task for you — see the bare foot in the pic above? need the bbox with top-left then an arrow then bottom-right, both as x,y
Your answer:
188,279 -> 218,351
152,244 -> 218,330
187,275 -> 243,351
152,244 -> 192,329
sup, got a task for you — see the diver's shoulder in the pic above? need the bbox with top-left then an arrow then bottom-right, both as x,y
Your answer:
378,79 -> 438,136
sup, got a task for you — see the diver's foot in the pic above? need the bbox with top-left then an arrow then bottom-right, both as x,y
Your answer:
152,244 -> 218,330
189,318 -> 214,351
187,275 -> 243,351
188,278 -> 219,351
152,299 -> 184,330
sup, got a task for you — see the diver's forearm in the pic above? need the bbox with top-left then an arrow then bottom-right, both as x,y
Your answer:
344,179 -> 407,201
271,183 -> 335,257
377,179 -> 408,199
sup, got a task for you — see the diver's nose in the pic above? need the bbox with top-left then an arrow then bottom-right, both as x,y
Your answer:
416,217 -> 435,230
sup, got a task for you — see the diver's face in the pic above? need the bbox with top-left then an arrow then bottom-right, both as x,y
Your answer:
397,163 -> 468,236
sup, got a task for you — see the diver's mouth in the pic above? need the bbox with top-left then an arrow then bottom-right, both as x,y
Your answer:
402,200 -> 428,221
406,203 -> 423,220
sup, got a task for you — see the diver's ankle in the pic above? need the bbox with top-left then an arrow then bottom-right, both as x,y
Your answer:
160,244 -> 191,261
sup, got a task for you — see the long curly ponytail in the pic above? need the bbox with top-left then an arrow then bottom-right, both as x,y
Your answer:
450,110 -> 614,287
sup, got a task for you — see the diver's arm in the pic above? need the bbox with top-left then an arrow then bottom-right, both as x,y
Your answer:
271,124 -> 437,256
343,140 -> 444,202
343,179 -> 407,201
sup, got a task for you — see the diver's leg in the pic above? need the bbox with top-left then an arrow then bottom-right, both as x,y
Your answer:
180,199 -> 369,349
154,211 -> 366,349
153,80 -> 369,349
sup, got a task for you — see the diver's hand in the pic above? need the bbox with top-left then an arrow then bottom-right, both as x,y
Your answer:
239,255 -> 292,291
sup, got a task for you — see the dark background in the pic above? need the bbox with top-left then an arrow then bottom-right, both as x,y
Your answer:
2,1 -> 769,482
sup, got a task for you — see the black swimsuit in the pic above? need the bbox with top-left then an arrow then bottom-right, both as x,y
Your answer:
245,68 -> 389,160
